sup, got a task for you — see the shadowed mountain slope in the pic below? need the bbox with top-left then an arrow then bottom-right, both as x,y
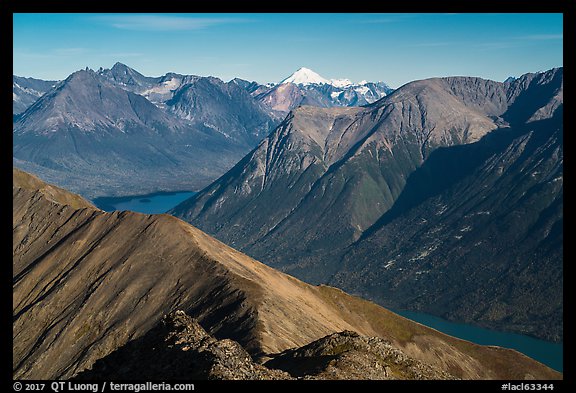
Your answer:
332,112 -> 563,341
171,68 -> 563,340
13,168 -> 560,380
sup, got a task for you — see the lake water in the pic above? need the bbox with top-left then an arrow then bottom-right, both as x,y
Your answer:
394,309 -> 562,372
92,191 -> 196,215
92,191 -> 563,373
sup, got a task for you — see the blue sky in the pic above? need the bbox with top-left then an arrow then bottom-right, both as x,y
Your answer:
13,13 -> 563,88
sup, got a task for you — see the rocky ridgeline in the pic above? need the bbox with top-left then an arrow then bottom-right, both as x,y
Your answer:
266,330 -> 457,380
77,311 -> 456,380
76,311 -> 291,380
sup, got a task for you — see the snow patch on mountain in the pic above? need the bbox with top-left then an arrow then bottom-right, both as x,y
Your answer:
142,77 -> 182,97
330,78 -> 353,88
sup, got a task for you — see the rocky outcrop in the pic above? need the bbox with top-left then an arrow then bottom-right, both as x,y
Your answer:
266,330 -> 456,380
76,311 -> 291,380
77,312 -> 460,380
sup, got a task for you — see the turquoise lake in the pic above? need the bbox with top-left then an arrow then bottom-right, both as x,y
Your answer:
92,191 -> 196,215
394,309 -> 562,372
92,191 -> 563,373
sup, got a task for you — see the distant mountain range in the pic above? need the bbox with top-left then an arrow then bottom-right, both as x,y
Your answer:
97,63 -> 280,147
13,68 -> 254,198
12,61 -> 563,381
13,167 -> 560,380
172,67 -> 563,342
13,63 -> 392,198
246,67 -> 393,114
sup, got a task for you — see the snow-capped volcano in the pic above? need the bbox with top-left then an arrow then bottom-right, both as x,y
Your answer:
256,67 -> 393,114
280,67 -> 331,86
280,67 -> 353,88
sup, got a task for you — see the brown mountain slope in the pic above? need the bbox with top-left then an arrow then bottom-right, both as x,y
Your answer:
13,167 -> 95,210
13,168 -> 560,380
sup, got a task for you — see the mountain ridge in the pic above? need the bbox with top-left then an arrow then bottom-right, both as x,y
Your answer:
13,63 -> 392,200
12,66 -> 278,199
13,167 -> 560,380
171,72 -> 505,258
172,68 -> 563,341
13,75 -> 58,115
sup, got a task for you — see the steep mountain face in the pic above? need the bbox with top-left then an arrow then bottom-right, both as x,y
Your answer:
165,76 -> 280,147
12,67 -> 273,198
172,74 -> 502,278
13,75 -> 58,115
15,69 -> 180,136
332,110 -> 563,341
172,68 -> 563,341
253,67 -> 393,115
13,168 -> 560,380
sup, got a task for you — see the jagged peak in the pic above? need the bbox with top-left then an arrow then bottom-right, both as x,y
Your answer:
111,61 -> 135,73
63,68 -> 101,84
